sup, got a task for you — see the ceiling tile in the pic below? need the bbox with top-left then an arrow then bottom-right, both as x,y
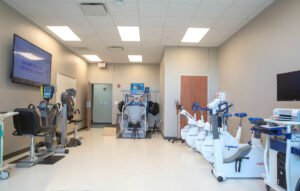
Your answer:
107,2 -> 138,16
139,3 -> 168,17
213,18 -> 246,29
194,4 -> 229,18
86,16 -> 115,27
59,15 -> 89,26
4,0 -> 275,64
165,17 -> 191,27
189,17 -> 218,28
167,4 -> 198,17
139,17 -> 165,27
94,26 -> 119,36
201,0 -> 234,5
113,16 -> 139,25
222,5 -> 258,19
233,0 -> 269,6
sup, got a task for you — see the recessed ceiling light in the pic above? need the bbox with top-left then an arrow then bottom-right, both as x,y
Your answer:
117,26 -> 140,41
128,55 -> 142,62
83,55 -> 102,62
181,28 -> 210,43
47,26 -> 81,41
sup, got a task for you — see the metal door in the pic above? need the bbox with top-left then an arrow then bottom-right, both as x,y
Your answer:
92,84 -> 113,123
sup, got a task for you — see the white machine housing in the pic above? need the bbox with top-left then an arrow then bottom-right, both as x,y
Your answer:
273,108 -> 300,122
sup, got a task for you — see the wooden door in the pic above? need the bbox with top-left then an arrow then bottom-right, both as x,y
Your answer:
87,81 -> 92,130
180,76 -> 208,129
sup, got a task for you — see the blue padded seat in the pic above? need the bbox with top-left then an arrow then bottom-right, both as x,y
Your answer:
235,113 -> 247,118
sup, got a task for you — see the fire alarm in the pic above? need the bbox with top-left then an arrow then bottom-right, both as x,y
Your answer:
98,62 -> 106,68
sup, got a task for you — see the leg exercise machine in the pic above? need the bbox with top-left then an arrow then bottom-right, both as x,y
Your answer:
0,112 -> 18,179
201,111 -> 247,163
60,89 -> 82,147
251,108 -> 300,191
180,102 -> 199,143
120,83 -> 149,139
208,99 -> 264,182
13,85 -> 68,168
185,102 -> 207,149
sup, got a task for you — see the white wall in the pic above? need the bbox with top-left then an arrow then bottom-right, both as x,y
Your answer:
0,1 -> 88,155
160,47 -> 219,137
218,0 -> 300,142
88,63 -> 160,125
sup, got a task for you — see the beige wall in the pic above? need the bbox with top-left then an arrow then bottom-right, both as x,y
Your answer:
218,0 -> 300,142
88,63 -> 160,125
0,1 -> 88,155
160,47 -> 219,137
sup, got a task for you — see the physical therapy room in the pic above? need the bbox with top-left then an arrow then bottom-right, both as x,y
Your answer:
0,0 -> 300,190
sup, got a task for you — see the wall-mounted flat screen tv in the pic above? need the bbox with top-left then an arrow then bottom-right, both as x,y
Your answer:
277,70 -> 300,101
11,34 -> 52,86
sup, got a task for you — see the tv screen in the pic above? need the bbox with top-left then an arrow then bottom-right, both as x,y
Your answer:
277,70 -> 300,101
130,83 -> 144,95
11,34 -> 52,86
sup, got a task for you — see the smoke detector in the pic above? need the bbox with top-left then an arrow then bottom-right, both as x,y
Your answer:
80,3 -> 108,16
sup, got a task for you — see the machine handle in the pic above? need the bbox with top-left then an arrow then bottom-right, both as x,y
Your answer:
28,104 -> 36,109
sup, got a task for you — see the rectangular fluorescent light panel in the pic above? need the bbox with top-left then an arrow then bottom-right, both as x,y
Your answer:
128,55 -> 142,62
83,55 -> 102,62
181,28 -> 210,43
47,26 -> 81,41
117,26 -> 140,41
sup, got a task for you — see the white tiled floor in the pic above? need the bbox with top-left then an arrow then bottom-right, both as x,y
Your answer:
0,128 -> 265,191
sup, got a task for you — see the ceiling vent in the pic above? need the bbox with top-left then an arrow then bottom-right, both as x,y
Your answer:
72,46 -> 90,52
80,3 -> 108,16
107,46 -> 124,52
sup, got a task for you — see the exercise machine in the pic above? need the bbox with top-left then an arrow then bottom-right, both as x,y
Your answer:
209,100 -> 264,182
185,103 -> 207,149
120,83 -> 149,139
201,112 -> 247,163
251,108 -> 300,191
0,112 -> 18,179
13,85 -> 68,168
60,88 -> 82,147
180,102 -> 202,142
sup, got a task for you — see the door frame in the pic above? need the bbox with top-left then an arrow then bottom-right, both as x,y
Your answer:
92,83 -> 113,124
177,74 -> 209,136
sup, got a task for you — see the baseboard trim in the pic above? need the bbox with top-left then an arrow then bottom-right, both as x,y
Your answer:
3,147 -> 29,161
4,126 -> 88,161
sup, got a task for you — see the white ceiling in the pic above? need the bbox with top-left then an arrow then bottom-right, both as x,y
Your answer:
4,0 -> 274,64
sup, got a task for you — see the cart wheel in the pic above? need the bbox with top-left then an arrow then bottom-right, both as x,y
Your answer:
65,149 -> 69,154
217,176 -> 223,182
266,185 -> 271,191
168,139 -> 171,142
0,171 -> 9,180
181,140 -> 185,143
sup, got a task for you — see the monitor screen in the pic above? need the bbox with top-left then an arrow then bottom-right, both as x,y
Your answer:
130,83 -> 144,95
11,34 -> 52,86
277,70 -> 300,101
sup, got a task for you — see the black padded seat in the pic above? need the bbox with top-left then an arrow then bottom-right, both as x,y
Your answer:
13,108 -> 50,136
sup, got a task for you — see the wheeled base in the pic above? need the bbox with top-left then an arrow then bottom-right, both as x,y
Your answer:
0,166 -> 10,180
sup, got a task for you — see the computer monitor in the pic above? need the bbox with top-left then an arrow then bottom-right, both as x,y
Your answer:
41,85 -> 55,101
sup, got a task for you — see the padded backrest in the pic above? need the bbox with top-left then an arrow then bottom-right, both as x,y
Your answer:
126,105 -> 145,123
13,108 -> 41,136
